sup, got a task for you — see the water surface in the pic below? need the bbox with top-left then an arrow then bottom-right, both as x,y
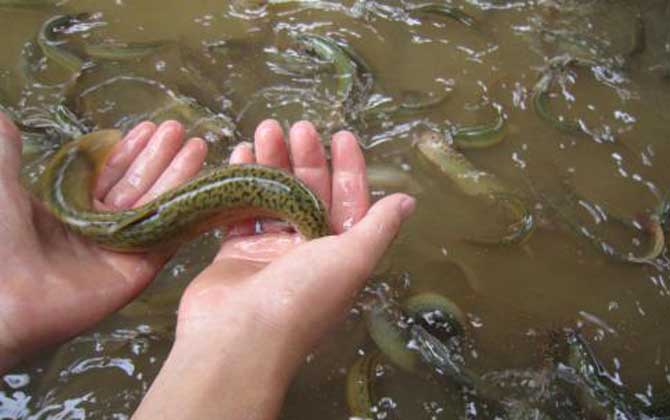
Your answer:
1,0 -> 670,418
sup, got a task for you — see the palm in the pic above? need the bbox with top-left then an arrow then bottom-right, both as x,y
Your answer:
0,114 -> 372,370
210,119 -> 369,263
0,118 -> 207,368
175,120 -> 373,345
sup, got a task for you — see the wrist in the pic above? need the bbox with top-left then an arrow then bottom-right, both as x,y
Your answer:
0,320 -> 20,374
0,282 -> 28,374
134,311 -> 300,420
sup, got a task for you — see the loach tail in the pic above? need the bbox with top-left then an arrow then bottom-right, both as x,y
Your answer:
72,129 -> 123,180
40,130 -> 123,215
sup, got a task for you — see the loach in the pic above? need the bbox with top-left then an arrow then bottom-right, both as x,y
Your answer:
40,129 -> 331,251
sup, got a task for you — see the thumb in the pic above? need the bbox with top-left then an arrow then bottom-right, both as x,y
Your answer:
0,112 -> 39,248
340,193 -> 416,270
0,112 -> 22,180
234,193 -> 416,353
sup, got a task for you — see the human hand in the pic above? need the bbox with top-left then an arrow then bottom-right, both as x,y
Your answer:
0,113 -> 208,372
133,120 -> 415,420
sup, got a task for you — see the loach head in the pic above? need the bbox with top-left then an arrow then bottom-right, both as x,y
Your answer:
413,128 -> 450,149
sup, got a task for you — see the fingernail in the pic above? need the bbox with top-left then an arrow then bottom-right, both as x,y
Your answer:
332,130 -> 355,144
399,196 -> 416,220
290,120 -> 316,138
133,124 -> 153,141
155,120 -> 183,142
256,119 -> 281,139
331,131 -> 355,157
126,122 -> 151,140
111,192 -> 133,210
156,121 -> 174,137
239,141 -> 253,150
230,141 -> 254,164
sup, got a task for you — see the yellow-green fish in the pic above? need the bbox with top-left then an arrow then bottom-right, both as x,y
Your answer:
40,130 -> 330,251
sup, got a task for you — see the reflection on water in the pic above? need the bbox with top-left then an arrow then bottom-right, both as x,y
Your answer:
2,0 -> 670,418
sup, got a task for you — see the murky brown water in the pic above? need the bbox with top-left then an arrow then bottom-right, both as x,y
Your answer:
1,0 -> 670,418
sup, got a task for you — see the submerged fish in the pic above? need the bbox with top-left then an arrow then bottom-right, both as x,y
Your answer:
415,130 -> 534,246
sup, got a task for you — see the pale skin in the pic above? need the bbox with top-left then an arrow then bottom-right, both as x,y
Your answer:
0,111 -> 415,419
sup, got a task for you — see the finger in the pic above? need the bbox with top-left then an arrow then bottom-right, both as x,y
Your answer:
0,112 -> 21,181
253,120 -> 292,233
341,193 -> 415,267
134,137 -> 208,207
288,121 -> 331,209
95,121 -> 156,199
229,141 -> 255,165
254,119 -> 291,171
0,113 -> 31,220
227,141 -> 256,236
104,120 -> 185,210
330,130 -> 369,233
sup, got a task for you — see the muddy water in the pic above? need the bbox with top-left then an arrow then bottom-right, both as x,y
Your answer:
1,0 -> 670,418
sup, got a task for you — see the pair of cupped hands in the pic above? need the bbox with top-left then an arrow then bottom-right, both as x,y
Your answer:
0,112 -> 414,419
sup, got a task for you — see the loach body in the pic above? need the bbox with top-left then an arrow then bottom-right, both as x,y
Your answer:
37,14 -> 86,74
415,130 -> 534,246
295,33 -> 356,102
40,129 -> 330,252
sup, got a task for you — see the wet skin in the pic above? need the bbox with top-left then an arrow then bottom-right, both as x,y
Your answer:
0,112 -> 415,420
42,130 -> 330,251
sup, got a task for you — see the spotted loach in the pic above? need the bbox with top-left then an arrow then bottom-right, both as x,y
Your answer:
40,129 -> 331,251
